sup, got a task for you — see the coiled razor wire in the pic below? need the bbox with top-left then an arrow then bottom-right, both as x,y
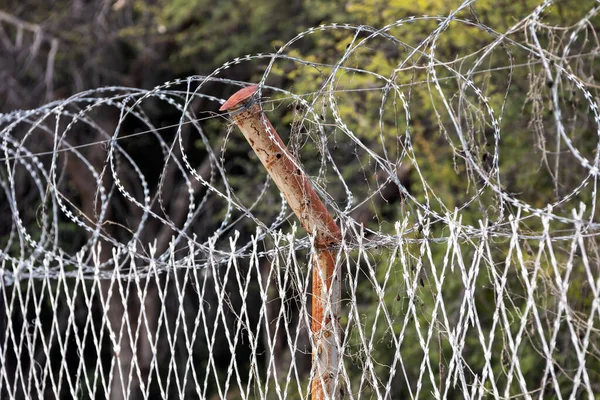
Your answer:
1,2 -> 600,399
1,3 -> 599,282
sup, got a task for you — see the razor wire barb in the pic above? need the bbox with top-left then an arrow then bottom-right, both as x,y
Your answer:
1,1 -> 600,399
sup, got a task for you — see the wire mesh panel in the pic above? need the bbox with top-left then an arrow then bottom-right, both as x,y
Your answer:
1,1 -> 600,398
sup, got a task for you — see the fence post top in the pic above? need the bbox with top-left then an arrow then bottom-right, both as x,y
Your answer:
219,84 -> 259,111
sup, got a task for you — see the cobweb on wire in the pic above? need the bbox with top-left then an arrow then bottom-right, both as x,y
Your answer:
1,1 -> 600,399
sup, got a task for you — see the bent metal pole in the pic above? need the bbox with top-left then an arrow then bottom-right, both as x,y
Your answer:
220,85 -> 342,399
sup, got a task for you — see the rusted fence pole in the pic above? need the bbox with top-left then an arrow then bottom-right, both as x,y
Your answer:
220,85 -> 342,399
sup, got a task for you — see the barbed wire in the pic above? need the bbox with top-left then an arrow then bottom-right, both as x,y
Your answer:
0,2 -> 598,278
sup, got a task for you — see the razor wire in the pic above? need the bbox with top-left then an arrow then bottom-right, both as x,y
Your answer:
1,1 -> 600,399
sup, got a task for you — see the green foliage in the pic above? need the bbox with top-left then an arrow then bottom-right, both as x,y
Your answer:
263,0 -> 600,396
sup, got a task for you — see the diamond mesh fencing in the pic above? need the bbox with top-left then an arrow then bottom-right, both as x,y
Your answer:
1,1 -> 600,398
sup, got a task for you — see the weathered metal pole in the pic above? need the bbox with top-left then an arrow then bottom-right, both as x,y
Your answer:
220,85 -> 341,399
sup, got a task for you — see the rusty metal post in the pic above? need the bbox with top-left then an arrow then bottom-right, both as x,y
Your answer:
220,85 -> 342,399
